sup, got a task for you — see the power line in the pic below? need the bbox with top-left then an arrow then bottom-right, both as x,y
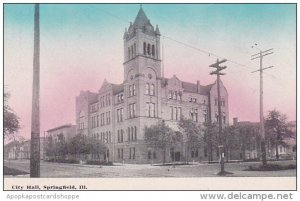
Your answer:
99,9 -> 282,81
100,9 -> 257,71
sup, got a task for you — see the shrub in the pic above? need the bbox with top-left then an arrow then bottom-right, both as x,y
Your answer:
86,160 -> 113,166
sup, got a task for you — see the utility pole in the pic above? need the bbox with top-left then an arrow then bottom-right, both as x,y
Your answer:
209,58 -> 227,175
251,48 -> 274,166
30,3 -> 40,177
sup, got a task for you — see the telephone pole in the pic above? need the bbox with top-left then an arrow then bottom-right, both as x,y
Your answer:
30,3 -> 40,177
209,58 -> 227,175
251,48 -> 274,166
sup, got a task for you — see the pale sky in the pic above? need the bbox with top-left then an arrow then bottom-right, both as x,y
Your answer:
4,4 -> 296,139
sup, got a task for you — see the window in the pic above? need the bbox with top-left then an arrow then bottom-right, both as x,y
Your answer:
131,46 -> 133,58
203,110 -> 208,122
133,84 -> 136,96
134,126 -> 137,141
191,109 -> 198,122
145,83 -> 149,94
174,91 -> 177,100
129,85 -> 132,97
117,108 -> 124,122
150,84 -> 155,95
168,91 -> 172,99
178,92 -> 182,100
132,147 -> 135,159
148,151 -> 152,159
129,84 -> 136,96
171,107 -> 182,121
190,97 -> 197,103
134,43 -> 136,56
177,107 -> 182,120
97,115 -> 99,127
147,44 -> 151,55
128,127 -> 130,141
106,111 -> 111,125
153,152 -> 156,159
118,148 -> 123,159
215,99 -> 218,106
129,103 -> 136,118
204,147 -> 208,157
128,47 -> 131,59
152,45 -> 155,57
143,42 -> 146,55
146,103 -> 155,117
131,127 -> 134,141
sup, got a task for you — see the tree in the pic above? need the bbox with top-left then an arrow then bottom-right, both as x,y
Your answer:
45,135 -> 55,159
178,117 -> 203,163
144,120 -> 175,164
203,122 -> 219,162
68,134 -> 107,161
265,110 -> 294,160
68,134 -> 89,159
222,125 -> 240,161
86,136 -> 107,161
56,133 -> 68,159
4,91 -> 20,139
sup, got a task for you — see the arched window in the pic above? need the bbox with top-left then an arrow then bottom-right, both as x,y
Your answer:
128,47 -> 131,59
152,45 -> 155,57
150,84 -> 155,95
147,44 -> 151,55
134,43 -> 136,56
134,126 -> 137,141
131,46 -> 133,58
143,42 -> 146,55
145,83 -> 149,94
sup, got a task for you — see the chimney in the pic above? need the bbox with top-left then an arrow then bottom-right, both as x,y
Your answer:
233,117 -> 238,126
197,80 -> 200,93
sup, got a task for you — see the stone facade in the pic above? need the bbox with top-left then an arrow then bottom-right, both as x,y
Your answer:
75,8 -> 229,164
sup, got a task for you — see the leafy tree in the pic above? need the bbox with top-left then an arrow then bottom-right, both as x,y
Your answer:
4,91 -> 20,139
178,117 -> 203,163
56,133 -> 68,159
265,110 -> 294,160
222,125 -> 239,161
86,136 -> 107,161
68,134 -> 90,158
45,135 -> 55,159
203,122 -> 219,162
144,120 -> 175,164
68,133 -> 107,161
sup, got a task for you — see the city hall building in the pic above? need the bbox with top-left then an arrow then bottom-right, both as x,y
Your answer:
75,8 -> 229,164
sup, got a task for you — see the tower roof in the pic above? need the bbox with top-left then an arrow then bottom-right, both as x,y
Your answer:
133,7 -> 151,28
